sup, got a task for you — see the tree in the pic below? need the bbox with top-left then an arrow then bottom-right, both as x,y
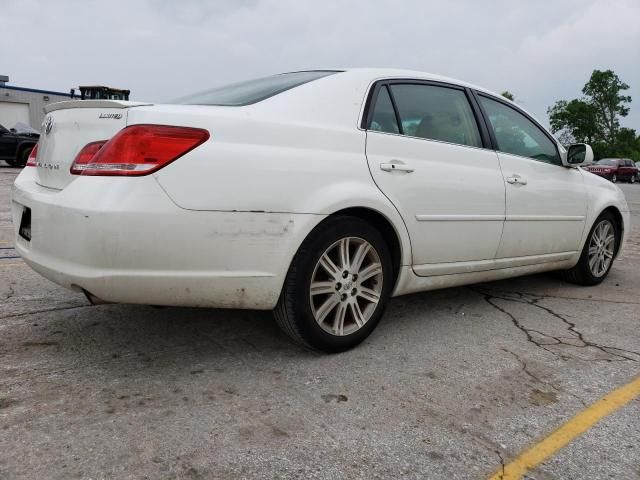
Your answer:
547,99 -> 599,144
501,91 -> 515,101
547,69 -> 637,160
582,69 -> 631,145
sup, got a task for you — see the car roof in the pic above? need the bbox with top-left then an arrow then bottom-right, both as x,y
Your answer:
339,68 -> 490,92
329,67 -> 538,122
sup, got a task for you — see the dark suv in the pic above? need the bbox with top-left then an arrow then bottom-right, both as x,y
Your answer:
0,124 -> 39,168
583,158 -> 638,183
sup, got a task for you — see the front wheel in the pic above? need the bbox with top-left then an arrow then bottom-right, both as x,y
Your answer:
559,212 -> 619,286
611,174 -> 617,183
275,216 -> 394,352
630,175 -> 636,184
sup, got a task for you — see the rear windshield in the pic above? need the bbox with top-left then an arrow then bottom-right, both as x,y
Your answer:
172,71 -> 340,106
596,159 -> 618,166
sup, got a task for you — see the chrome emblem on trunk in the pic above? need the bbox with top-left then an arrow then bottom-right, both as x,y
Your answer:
43,116 -> 53,135
98,113 -> 122,119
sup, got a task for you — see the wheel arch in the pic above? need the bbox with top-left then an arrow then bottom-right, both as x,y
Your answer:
328,206 -> 404,284
600,205 -> 624,257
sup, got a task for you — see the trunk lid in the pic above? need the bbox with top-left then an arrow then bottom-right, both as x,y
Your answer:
35,100 -> 151,189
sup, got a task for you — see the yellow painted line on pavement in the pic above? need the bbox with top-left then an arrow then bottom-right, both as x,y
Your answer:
489,375 -> 640,479
0,262 -> 25,268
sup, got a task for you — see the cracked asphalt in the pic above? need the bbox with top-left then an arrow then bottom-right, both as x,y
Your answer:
1,163 -> 639,480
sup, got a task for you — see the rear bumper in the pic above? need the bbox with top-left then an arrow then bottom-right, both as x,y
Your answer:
11,169 -> 323,309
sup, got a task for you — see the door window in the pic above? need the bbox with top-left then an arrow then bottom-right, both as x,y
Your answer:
367,83 -> 482,148
479,95 -> 560,165
389,84 -> 482,148
369,86 -> 400,134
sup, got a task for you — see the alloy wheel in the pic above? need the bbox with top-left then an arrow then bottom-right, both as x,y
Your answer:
309,236 -> 383,336
588,220 -> 615,277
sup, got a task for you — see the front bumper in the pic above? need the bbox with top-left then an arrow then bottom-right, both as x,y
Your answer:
11,169 -> 322,309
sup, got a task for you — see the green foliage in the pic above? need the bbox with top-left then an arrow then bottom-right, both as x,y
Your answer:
547,99 -> 599,144
547,69 -> 638,160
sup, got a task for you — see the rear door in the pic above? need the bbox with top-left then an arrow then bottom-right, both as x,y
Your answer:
476,94 -> 587,259
364,81 -> 506,272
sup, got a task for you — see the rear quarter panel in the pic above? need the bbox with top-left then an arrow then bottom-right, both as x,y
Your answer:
128,76 -> 413,266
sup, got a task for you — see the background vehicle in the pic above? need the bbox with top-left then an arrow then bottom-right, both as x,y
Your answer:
636,161 -> 640,181
11,69 -> 630,352
0,123 -> 39,167
583,158 -> 638,183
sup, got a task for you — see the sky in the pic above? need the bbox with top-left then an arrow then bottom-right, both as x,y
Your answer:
2,0 -> 639,131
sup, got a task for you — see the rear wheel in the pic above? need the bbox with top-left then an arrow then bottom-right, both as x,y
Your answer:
559,211 -> 619,286
275,216 -> 393,352
611,174 -> 617,183
630,174 -> 636,184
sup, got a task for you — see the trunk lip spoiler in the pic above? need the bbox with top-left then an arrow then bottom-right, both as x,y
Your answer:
44,100 -> 153,114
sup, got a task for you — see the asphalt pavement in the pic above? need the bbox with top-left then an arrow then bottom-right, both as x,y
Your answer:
1,163 -> 638,479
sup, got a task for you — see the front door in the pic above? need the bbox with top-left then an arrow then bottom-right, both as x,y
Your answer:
477,94 -> 588,259
364,82 -> 506,272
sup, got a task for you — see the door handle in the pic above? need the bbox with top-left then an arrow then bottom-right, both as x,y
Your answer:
506,174 -> 527,185
380,161 -> 414,173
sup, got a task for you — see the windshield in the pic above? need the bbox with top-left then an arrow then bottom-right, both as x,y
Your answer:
596,159 -> 617,166
172,71 -> 340,106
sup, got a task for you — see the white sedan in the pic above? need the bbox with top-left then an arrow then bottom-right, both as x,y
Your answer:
12,69 -> 630,352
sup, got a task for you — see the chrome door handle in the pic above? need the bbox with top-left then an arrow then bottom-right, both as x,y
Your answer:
380,162 -> 414,173
506,174 -> 527,185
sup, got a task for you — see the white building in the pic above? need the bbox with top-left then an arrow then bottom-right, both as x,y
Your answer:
0,75 -> 76,131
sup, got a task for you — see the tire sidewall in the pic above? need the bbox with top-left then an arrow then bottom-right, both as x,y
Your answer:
290,217 -> 394,352
17,147 -> 32,168
578,212 -> 619,284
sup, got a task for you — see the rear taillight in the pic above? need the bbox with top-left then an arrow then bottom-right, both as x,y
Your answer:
70,125 -> 209,176
25,144 -> 39,167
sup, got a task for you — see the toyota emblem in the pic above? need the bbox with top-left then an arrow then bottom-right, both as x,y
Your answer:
44,116 -> 53,135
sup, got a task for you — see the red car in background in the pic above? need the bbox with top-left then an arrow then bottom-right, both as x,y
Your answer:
583,158 -> 638,183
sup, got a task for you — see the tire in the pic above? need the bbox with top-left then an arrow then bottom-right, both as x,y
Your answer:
15,147 -> 32,168
274,215 -> 394,353
630,175 -> 636,184
611,174 -> 617,183
559,211 -> 619,286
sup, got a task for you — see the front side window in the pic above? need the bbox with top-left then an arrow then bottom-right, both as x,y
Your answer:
172,71 -> 339,106
479,95 -> 560,165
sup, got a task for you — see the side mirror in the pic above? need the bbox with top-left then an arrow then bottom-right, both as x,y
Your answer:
563,143 -> 593,167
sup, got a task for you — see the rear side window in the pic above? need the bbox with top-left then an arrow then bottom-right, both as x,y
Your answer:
369,87 -> 400,134
375,84 -> 482,148
479,95 -> 560,165
172,71 -> 339,106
